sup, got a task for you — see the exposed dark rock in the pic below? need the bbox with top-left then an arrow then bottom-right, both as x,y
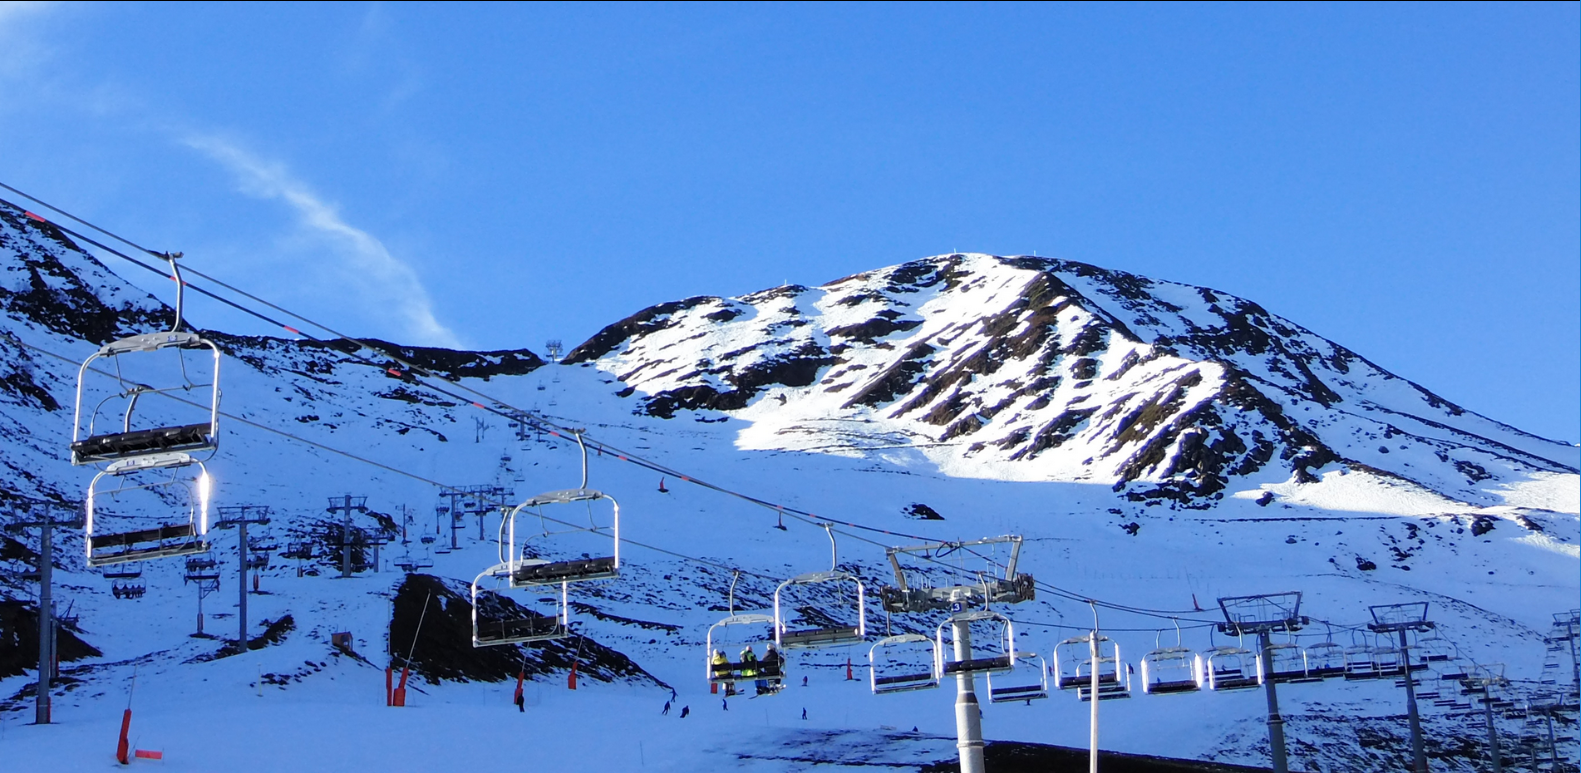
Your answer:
0,599 -> 102,680
564,296 -> 716,363
902,503 -> 945,520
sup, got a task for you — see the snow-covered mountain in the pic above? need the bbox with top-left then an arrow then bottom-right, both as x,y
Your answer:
0,199 -> 1575,772
568,252 -> 1575,510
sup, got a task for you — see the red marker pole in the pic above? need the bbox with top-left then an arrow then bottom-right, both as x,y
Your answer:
116,709 -> 132,765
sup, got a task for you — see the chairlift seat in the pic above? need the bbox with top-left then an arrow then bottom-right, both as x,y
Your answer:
72,423 -> 215,465
875,672 -> 937,688
991,684 -> 1049,703
779,625 -> 863,649
511,556 -> 618,586
88,523 -> 207,567
1078,684 -> 1132,701
475,614 -> 566,645
1146,678 -> 1201,695
943,655 -> 1013,676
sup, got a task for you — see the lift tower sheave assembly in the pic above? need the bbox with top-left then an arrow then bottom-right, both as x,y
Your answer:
1216,592 -> 1308,773
879,535 -> 1035,773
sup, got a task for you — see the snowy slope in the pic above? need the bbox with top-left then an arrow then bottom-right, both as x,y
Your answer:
0,203 -> 1575,772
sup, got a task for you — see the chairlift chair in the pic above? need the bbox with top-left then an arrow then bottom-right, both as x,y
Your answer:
1303,638 -> 1346,680
1266,638 -> 1315,684
1412,629 -> 1454,664
869,634 -> 940,695
707,574 -> 785,695
1372,640 -> 1407,678
503,433 -> 620,587
774,525 -> 865,649
85,461 -> 212,567
70,252 -> 220,467
937,610 -> 1016,677
1203,644 -> 1262,691
1078,659 -> 1133,702
1141,623 -> 1204,695
706,614 -> 786,694
987,652 -> 1049,704
1344,634 -> 1379,680
1053,632 -> 1123,692
470,563 -> 568,647
101,566 -> 143,581
1141,646 -> 1203,695
111,579 -> 146,600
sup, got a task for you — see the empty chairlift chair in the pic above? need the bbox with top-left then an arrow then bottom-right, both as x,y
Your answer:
1202,640 -> 1262,691
1141,626 -> 1204,695
1054,632 -> 1130,700
71,252 -> 221,567
503,436 -> 620,588
1265,635 -> 1315,684
774,526 -> 865,650
470,566 -> 569,647
1344,633 -> 1380,681
937,610 -> 1017,677
987,651 -> 1049,704
85,463 -> 213,566
869,634 -> 940,695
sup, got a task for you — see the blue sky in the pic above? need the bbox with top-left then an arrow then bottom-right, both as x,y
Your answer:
0,2 -> 1575,441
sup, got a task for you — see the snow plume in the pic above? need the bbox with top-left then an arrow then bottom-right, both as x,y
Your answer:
185,135 -> 463,348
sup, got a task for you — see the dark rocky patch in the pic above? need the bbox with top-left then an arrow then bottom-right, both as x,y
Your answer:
564,296 -> 716,363
826,316 -> 921,343
0,204 -> 166,344
1470,516 -> 1497,537
640,342 -> 835,418
902,503 -> 945,520
843,342 -> 936,409
358,339 -> 544,381
0,599 -> 101,680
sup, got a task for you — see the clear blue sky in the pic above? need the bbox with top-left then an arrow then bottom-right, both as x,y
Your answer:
1,3 -> 1575,441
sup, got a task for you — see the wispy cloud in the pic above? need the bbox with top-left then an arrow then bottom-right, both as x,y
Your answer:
0,2 -> 57,78
184,135 -> 463,349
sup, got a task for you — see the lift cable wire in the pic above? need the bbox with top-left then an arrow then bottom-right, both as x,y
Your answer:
0,184 -> 1269,622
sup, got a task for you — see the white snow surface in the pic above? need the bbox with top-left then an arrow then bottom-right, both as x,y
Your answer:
0,210 -> 1575,772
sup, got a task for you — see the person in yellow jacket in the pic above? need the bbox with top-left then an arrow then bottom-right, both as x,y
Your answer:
740,645 -> 759,680
713,649 -> 738,696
